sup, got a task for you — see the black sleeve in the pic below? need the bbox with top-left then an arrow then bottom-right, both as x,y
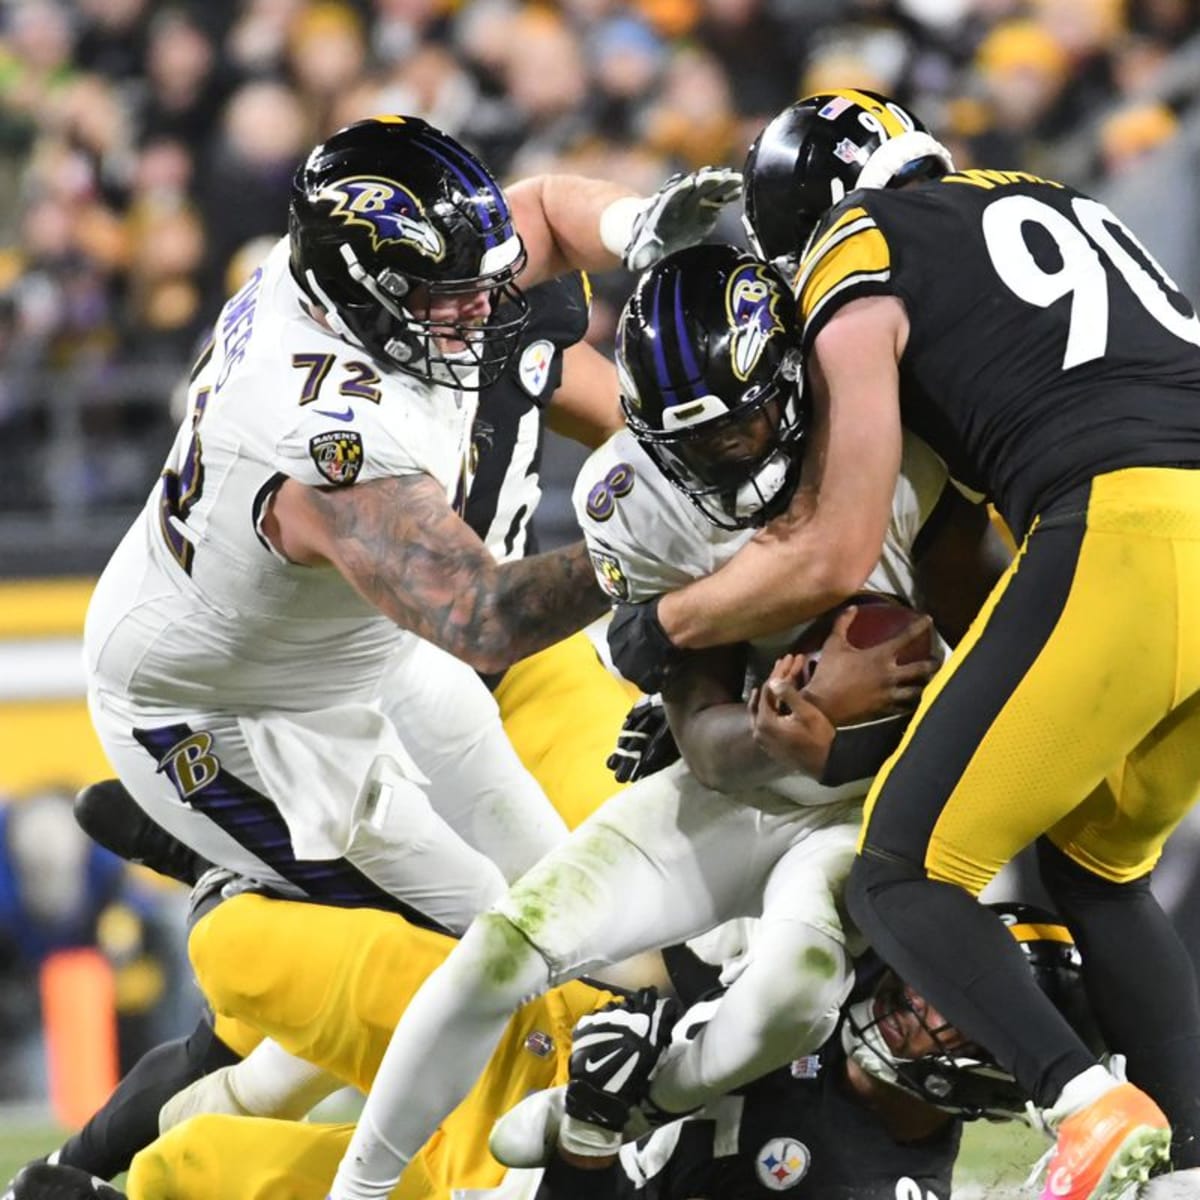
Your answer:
534,1117 -> 722,1199
54,1016 -> 241,1179
515,272 -> 591,408
525,271 -> 591,351
536,1156 -> 628,1199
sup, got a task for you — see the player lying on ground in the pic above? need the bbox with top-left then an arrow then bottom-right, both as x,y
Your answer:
7,903 -> 1101,1200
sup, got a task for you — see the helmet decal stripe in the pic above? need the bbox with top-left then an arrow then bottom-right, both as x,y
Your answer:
1006,922 -> 1074,945
671,273 -> 702,399
840,89 -> 908,138
648,274 -> 677,401
411,133 -> 507,250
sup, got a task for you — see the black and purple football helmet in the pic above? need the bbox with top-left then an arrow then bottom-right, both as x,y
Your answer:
289,116 -> 528,389
615,243 -> 807,531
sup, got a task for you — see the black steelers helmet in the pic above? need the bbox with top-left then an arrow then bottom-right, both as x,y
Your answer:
843,903 -> 1103,1121
615,244 -> 807,531
289,115 -> 529,389
744,89 -> 954,269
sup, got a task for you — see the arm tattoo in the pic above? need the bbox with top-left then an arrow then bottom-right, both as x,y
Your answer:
306,474 -> 608,673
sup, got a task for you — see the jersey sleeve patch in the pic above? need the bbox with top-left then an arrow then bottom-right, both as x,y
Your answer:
517,338 -> 557,398
794,205 -> 893,343
589,546 -> 630,600
308,430 -> 364,485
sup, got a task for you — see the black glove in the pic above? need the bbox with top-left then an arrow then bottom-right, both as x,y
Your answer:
606,695 -> 681,783
607,598 -> 682,694
565,987 -> 680,1134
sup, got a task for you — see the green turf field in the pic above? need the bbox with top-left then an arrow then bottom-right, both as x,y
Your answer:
0,1120 -> 62,1189
0,1110 -> 1048,1197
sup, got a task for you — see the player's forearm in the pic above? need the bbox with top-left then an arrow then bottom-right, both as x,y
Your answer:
657,525 -> 862,650
474,542 -> 611,671
373,541 -> 607,675
289,477 -> 607,674
674,703 -> 794,792
510,174 -> 638,283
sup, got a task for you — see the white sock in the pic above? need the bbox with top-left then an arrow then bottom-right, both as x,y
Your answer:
1044,1065 -> 1121,1130
226,1038 -> 344,1119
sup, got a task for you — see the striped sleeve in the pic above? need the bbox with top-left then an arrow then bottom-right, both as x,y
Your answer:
793,204 -> 894,348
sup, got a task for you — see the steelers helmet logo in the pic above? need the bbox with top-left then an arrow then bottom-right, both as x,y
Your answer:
756,1137 -> 811,1190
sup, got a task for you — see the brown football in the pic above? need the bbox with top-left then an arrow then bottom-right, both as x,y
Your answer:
793,594 -> 933,674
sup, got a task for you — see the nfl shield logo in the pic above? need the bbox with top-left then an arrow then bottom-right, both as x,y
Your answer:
834,137 -> 864,165
790,1054 -> 821,1079
524,1030 -> 554,1057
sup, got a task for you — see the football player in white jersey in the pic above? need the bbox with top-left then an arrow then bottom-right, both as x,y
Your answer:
322,245 -> 1012,1200
83,116 -> 738,936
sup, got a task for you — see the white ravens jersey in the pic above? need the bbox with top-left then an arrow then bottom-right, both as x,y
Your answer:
572,429 -> 948,802
85,237 -> 476,713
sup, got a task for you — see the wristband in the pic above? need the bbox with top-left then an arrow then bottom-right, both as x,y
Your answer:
558,1113 -> 623,1159
599,196 -> 646,259
819,711 -> 914,787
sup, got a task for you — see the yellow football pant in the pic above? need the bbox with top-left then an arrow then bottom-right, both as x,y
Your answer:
862,467 -> 1200,891
127,894 -> 609,1200
495,630 -> 638,829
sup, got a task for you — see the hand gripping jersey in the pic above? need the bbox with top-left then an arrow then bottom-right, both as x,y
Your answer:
796,171 -> 1200,536
575,427 -> 947,677
85,238 -> 477,714
466,272 -> 591,563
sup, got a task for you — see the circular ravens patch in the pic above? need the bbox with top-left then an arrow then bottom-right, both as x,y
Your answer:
755,1138 -> 811,1190
309,430 -> 363,485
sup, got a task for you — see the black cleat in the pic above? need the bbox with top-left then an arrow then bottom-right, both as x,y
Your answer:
74,779 -> 213,887
4,1163 -> 124,1200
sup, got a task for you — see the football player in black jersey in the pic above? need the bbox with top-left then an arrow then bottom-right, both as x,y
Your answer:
603,88 -> 1200,1200
495,905 -> 1099,1200
464,270 -> 638,831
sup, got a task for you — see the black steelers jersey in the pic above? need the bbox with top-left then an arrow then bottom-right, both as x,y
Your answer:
536,1031 -> 959,1200
464,271 -> 591,559
796,171 -> 1200,535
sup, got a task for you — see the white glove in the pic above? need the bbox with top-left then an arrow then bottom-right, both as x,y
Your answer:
603,168 -> 744,272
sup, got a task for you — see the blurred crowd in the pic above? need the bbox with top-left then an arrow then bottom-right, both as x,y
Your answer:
1,0 -> 1199,514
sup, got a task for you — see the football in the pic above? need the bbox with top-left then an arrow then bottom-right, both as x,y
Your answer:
793,594 -> 933,667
